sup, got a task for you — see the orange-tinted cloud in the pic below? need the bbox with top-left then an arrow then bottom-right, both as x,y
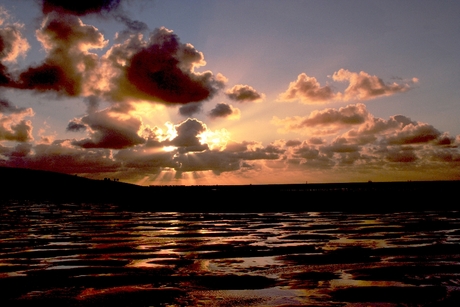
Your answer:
0,98 -> 34,142
0,14 -> 29,86
0,23 -> 29,63
278,73 -> 336,104
279,70 -> 417,104
274,103 -> 369,133
332,69 -> 417,101
226,85 -> 265,102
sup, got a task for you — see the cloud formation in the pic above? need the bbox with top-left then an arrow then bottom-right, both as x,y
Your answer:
279,73 -> 336,104
279,70 -> 417,104
209,103 -> 241,120
105,27 -> 225,104
0,98 -> 34,142
0,23 -> 29,63
41,0 -> 121,16
332,69 -> 417,101
273,103 -> 370,134
178,102 -> 203,117
17,13 -> 107,96
69,108 -> 145,149
226,85 -> 265,102
272,103 -> 460,179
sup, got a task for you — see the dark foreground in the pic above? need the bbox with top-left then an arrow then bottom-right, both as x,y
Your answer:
1,203 -> 460,306
1,166 -> 459,211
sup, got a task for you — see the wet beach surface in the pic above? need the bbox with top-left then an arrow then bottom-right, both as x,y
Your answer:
1,203 -> 460,306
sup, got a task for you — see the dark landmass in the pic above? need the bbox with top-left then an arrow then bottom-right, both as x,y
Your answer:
1,166 -> 459,211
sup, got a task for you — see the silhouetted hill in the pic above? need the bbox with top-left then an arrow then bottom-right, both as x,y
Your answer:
1,167 -> 459,211
0,167 -> 149,204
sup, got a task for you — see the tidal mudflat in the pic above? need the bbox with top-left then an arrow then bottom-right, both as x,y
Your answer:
1,203 -> 460,306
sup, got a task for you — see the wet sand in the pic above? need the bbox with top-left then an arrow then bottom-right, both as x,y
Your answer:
1,203 -> 460,306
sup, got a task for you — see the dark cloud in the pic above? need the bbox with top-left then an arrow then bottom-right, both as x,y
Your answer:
173,142 -> 283,176
70,109 -> 145,149
41,0 -> 121,16
226,85 -> 265,102
385,147 -> 418,163
108,27 -> 225,104
115,14 -> 148,33
115,149 -> 175,170
0,99 -> 29,114
18,63 -> 75,95
170,118 -> 208,152
320,138 -> 360,154
1,141 -> 121,174
66,119 -> 86,132
385,123 -> 441,145
17,13 -> 106,96
179,102 -> 202,117
285,140 -> 302,147
208,103 -> 240,119
0,63 -> 11,85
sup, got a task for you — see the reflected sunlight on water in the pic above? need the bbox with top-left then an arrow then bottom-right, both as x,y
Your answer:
1,203 -> 460,306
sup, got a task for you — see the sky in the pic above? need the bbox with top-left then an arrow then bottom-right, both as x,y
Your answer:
0,0 -> 459,185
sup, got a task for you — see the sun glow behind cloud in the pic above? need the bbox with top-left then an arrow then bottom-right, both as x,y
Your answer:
0,1 -> 459,185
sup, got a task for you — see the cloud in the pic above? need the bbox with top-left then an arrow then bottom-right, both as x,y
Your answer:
279,70 -> 417,104
70,108 -> 145,149
208,103 -> 241,120
0,98 -> 34,142
40,0 -> 121,16
0,14 -> 29,86
384,147 -> 418,163
320,137 -> 360,154
385,123 -> 441,145
1,140 -> 121,174
0,98 -> 30,114
106,27 -> 225,104
17,13 -> 107,96
272,102 -> 460,177
173,141 -> 283,176
170,118 -> 208,152
226,85 -> 265,102
115,148 -> 175,171
285,140 -> 302,147
66,119 -> 86,132
178,102 -> 203,117
0,23 -> 29,62
332,69 -> 417,101
278,73 -> 336,104
273,103 -> 369,133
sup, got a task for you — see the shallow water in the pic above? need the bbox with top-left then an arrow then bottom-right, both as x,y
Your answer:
1,202 -> 460,306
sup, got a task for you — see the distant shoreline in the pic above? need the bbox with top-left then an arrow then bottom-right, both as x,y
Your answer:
1,166 -> 459,212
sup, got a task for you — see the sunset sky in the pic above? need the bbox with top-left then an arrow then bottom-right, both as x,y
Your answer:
0,0 -> 459,185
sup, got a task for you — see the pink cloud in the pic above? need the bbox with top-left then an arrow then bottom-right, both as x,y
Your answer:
278,73 -> 336,104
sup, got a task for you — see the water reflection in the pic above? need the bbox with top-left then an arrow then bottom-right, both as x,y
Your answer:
1,203 -> 460,306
